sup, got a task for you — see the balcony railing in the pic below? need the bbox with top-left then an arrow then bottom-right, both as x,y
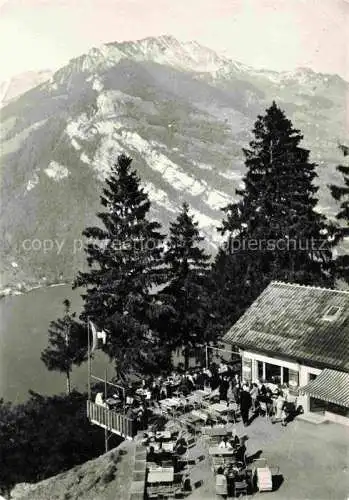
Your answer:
87,400 -> 135,440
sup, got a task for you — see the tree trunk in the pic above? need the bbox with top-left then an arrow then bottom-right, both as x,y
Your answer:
66,370 -> 71,395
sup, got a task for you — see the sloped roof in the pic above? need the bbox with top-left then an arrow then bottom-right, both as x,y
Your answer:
300,369 -> 349,408
223,281 -> 349,372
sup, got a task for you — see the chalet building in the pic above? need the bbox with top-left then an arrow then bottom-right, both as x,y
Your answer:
223,281 -> 349,426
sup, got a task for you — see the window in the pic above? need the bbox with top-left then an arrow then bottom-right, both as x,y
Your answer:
322,305 -> 342,321
242,358 -> 252,383
265,363 -> 281,384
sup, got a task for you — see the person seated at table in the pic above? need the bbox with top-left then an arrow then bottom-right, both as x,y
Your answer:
230,428 -> 240,448
95,392 -> 107,407
182,473 -> 192,492
218,436 -> 233,449
147,445 -> 157,463
196,370 -> 206,390
178,377 -> 192,396
234,443 -> 246,464
215,467 -> 228,497
174,436 -> 187,455
126,395 -> 134,405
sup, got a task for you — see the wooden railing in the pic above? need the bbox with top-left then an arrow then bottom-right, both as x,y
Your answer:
86,400 -> 135,440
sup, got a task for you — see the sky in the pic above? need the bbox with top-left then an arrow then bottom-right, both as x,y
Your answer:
0,0 -> 348,81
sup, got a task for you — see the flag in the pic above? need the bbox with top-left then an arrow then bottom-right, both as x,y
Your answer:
89,321 -> 107,353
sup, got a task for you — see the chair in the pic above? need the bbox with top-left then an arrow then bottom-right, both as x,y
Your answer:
234,479 -> 248,497
256,467 -> 273,492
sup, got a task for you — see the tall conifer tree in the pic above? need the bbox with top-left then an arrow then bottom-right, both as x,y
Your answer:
329,144 -> 349,282
212,102 -> 336,331
160,202 -> 211,369
73,154 -> 165,380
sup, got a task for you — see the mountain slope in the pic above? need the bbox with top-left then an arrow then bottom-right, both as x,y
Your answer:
10,441 -> 137,500
0,70 -> 52,106
1,36 -> 348,288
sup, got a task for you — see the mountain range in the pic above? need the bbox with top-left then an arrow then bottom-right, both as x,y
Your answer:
1,34 -> 348,291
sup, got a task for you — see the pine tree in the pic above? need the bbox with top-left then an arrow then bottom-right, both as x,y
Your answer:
73,154 -> 166,381
329,144 -> 349,282
41,299 -> 86,394
213,102 -> 337,329
160,202 -> 211,370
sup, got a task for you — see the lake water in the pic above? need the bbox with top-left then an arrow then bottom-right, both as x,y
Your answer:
0,284 -> 112,403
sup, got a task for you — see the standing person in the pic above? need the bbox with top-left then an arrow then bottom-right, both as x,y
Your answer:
218,436 -> 233,449
160,384 -> 167,400
196,370 -> 205,390
215,467 -> 228,498
219,377 -> 228,402
232,383 -> 241,406
182,473 -> 192,493
250,383 -> 259,412
152,381 -> 160,402
227,381 -> 234,405
239,387 -> 252,426
273,393 -> 285,423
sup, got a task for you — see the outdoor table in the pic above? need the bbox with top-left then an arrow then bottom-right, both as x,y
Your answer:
156,431 -> 172,439
160,398 -> 179,407
209,447 -> 237,456
170,397 -> 184,405
105,397 -> 120,408
147,467 -> 174,484
209,403 -> 229,413
191,409 -> 209,421
136,388 -> 147,395
196,389 -> 212,398
201,427 -> 231,437
186,394 -> 202,405
162,441 -> 175,452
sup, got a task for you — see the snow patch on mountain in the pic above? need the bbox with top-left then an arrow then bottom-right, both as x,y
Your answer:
92,77 -> 104,92
96,90 -> 158,118
44,161 -> 69,180
142,181 -> 177,213
80,153 -> 90,164
189,208 -> 221,240
71,138 -> 81,150
220,170 -> 244,181
66,114 -> 91,141
205,190 -> 231,210
118,130 -> 207,196
193,161 -> 212,171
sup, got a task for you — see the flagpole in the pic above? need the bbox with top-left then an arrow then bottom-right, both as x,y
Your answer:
105,367 -> 108,453
87,318 -> 91,401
